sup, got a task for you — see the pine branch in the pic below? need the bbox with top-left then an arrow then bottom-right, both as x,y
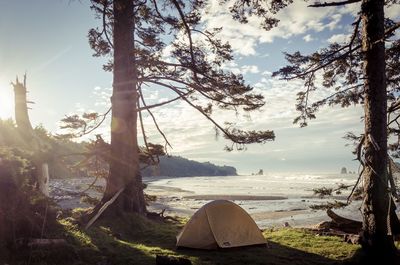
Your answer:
101,1 -> 113,49
138,88 -> 172,149
136,92 -> 192,112
137,87 -> 155,164
308,0 -> 361,7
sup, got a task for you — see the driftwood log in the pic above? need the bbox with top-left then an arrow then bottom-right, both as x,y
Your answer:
156,255 -> 192,265
27,238 -> 67,248
326,209 -> 362,234
310,209 -> 362,244
15,238 -> 68,248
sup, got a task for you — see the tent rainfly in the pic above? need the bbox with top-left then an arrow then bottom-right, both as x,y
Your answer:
176,200 -> 266,249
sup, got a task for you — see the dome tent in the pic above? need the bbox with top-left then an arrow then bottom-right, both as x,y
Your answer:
176,200 -> 266,249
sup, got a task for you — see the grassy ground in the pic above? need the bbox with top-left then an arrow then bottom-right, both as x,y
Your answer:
3,212 -> 364,265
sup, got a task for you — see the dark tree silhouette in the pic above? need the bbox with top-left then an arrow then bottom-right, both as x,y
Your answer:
227,0 -> 400,259
61,0 -> 275,218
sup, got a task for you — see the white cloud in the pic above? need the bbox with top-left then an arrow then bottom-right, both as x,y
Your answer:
241,65 -> 259,74
326,14 -> 343,30
327,33 -> 351,44
93,86 -> 112,107
385,4 -> 400,20
201,1 -> 356,55
221,60 -> 241,74
303,34 -> 314,42
262,71 -> 272,76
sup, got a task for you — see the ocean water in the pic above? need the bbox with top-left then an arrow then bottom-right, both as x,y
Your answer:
148,173 -> 357,197
145,173 -> 366,228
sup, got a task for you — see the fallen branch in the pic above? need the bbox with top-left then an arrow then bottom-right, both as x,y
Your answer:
28,238 -> 67,247
85,187 -> 124,229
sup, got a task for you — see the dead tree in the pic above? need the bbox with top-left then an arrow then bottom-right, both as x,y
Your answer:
11,75 -> 49,196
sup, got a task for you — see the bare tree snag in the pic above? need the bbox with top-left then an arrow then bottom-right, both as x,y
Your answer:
12,75 -> 33,134
38,163 -> 50,197
11,75 -> 49,197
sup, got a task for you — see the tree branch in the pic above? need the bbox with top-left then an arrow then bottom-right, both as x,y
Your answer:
308,0 -> 361,7
138,88 -> 172,150
136,91 -> 192,112
137,86 -> 155,164
148,80 -> 251,144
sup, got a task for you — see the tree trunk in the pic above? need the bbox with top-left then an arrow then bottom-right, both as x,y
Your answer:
360,0 -> 397,257
98,0 -> 146,215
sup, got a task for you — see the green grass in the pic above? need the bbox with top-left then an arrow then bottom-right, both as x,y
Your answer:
6,213 -> 362,265
265,228 -> 359,260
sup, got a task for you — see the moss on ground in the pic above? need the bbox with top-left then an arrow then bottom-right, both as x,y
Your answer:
0,212 -> 366,265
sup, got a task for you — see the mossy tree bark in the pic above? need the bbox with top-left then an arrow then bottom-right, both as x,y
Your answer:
98,0 -> 146,215
360,0 -> 397,256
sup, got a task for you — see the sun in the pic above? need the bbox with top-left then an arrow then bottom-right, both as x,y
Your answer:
0,77 -> 14,120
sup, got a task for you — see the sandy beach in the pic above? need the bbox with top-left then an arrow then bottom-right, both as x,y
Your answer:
49,174 -> 366,228
183,194 -> 288,200
144,174 -> 368,228
145,184 -> 304,218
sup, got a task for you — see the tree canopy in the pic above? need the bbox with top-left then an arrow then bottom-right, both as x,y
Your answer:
76,0 -> 275,152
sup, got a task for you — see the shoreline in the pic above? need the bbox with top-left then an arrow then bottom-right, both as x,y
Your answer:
49,176 -> 359,229
183,194 -> 288,201
144,182 -> 335,228
142,181 -> 317,228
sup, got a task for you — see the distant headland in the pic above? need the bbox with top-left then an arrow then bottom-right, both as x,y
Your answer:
141,156 -> 237,177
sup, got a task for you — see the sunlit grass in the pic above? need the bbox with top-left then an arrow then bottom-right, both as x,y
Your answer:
58,219 -> 97,249
264,228 -> 359,260
40,213 -> 360,265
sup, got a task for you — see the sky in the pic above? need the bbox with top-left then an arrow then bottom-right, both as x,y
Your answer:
0,0 -> 399,174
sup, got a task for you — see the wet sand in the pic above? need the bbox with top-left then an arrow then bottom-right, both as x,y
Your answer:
144,182 -> 318,228
183,195 -> 288,200
251,209 -> 307,221
49,177 -> 337,228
